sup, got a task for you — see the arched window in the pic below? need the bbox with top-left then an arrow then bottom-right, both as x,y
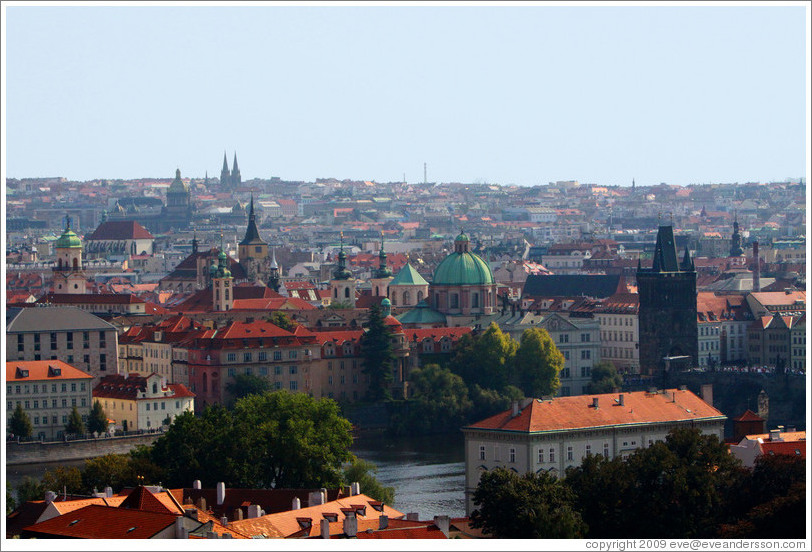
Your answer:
202,372 -> 208,393
450,293 -> 459,309
334,288 -> 338,298
403,290 -> 411,305
344,287 -> 350,299
375,286 -> 380,296
73,257 -> 79,269
58,258 -> 63,269
152,383 -> 157,394
417,290 -> 424,302
472,292 -> 479,308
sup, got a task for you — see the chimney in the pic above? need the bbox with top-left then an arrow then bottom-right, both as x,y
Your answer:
618,394 -> 624,406
247,504 -> 262,519
174,515 -> 187,539
520,397 -> 533,409
308,490 -> 324,507
44,491 -> 57,504
378,515 -> 389,530
433,515 -> 450,537
292,497 -> 301,510
350,482 -> 360,496
234,508 -> 244,521
192,480 -> 202,490
753,241 -> 760,292
700,384 -> 713,407
197,497 -> 206,511
511,401 -> 519,417
104,486 -> 113,497
320,518 -> 331,539
220,516 -> 228,527
406,512 -> 419,521
592,397 -> 599,409
769,429 -> 783,442
184,508 -> 198,521
343,512 -> 358,538
216,482 -> 225,506
679,385 -> 687,391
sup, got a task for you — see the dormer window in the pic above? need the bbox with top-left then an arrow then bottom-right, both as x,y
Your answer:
15,368 -> 29,378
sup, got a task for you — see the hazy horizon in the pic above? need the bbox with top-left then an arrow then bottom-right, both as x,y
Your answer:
3,3 -> 809,186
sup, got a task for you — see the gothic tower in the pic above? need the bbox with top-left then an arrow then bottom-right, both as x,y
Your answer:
729,212 -> 745,257
330,232 -> 356,308
268,248 -> 281,293
231,152 -> 241,187
637,224 -> 698,380
220,151 -> 231,188
238,194 -> 268,262
52,214 -> 87,294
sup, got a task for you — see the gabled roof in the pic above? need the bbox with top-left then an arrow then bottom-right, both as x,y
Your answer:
86,221 -> 154,241
118,486 -> 183,514
396,301 -> 447,325
464,389 -> 725,434
732,409 -> 764,423
760,441 -> 806,459
22,504 -> 180,539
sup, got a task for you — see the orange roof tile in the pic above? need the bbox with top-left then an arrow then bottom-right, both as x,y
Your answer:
23,504 -> 179,539
7,359 -> 93,382
465,389 -> 725,433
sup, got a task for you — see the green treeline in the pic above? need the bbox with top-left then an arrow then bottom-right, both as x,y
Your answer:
470,428 -> 806,539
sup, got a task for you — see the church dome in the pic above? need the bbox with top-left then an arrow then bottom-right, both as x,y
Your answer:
168,168 -> 189,193
432,232 -> 494,286
54,229 -> 82,249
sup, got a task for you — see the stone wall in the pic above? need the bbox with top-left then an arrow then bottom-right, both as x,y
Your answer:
6,433 -> 160,466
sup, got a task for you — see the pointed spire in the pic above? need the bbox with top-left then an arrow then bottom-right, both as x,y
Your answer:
375,231 -> 392,278
681,244 -> 692,271
232,152 -> 239,173
222,151 -> 229,171
270,247 -> 278,269
192,231 -> 199,254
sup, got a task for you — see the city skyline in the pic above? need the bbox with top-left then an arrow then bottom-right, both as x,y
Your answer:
3,2 -> 809,186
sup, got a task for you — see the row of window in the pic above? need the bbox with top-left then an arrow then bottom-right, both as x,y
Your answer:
602,331 -> 635,342
478,440 -> 653,464
29,414 -> 87,426
17,331 -> 109,352
225,350 -> 301,362
8,398 -> 87,410
14,354 -> 107,370
9,382 -> 88,394
600,317 -> 633,326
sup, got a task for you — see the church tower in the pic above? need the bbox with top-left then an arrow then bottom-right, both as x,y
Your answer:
238,193 -> 268,263
369,232 -> 394,298
52,214 -> 87,294
211,236 -> 234,311
268,248 -> 281,293
637,224 -> 697,380
729,212 -> 745,257
330,232 -> 356,307
220,151 -> 231,188
231,152 -> 242,187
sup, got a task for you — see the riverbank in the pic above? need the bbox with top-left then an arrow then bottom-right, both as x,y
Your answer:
6,433 -> 160,466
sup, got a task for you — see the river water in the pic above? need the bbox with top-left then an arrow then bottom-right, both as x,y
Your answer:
6,432 -> 466,519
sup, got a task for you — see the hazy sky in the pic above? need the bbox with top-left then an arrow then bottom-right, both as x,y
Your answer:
3,2 -> 808,186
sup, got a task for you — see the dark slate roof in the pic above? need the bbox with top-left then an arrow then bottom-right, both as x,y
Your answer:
161,248 -> 248,281
6,306 -> 116,333
522,274 -> 621,299
651,224 -> 680,272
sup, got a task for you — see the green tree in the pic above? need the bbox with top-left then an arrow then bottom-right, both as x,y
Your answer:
82,453 -> 134,492
152,391 -> 354,489
468,384 -> 524,422
470,467 -> 587,538
329,300 -> 353,309
87,400 -> 109,435
6,482 -> 16,515
360,303 -> 396,401
406,364 -> 472,433
41,466 -> 83,495
15,477 -> 45,504
514,327 -> 564,397
586,361 -> 623,394
450,323 -> 517,392
230,391 -> 354,488
9,403 -> 33,439
225,373 -> 272,403
150,406 -> 235,488
268,311 -> 298,332
64,406 -> 86,435
343,457 -> 395,505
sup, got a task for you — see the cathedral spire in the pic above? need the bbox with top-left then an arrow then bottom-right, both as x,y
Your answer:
231,152 -> 241,186
220,151 -> 230,187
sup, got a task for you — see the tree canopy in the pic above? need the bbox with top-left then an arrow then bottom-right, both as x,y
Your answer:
268,311 -> 298,332
342,457 -> 395,505
9,403 -> 33,439
225,373 -> 272,403
471,467 -> 587,538
65,406 -> 85,436
514,327 -> 564,397
87,400 -> 109,435
586,361 -> 623,394
151,391 -> 354,489
404,363 -> 472,433
360,303 -> 396,401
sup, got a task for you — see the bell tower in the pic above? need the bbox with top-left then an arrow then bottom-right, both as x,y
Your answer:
330,232 -> 356,308
52,214 -> 87,294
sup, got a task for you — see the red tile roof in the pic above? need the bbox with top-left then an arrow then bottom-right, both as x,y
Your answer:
6,359 -> 93,382
464,389 -> 725,433
37,292 -> 145,305
760,441 -> 806,459
22,504 -> 179,539
732,409 -> 765,423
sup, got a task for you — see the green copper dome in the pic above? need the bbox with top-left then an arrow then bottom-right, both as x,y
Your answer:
168,168 -> 189,193
54,216 -> 82,249
432,232 -> 494,286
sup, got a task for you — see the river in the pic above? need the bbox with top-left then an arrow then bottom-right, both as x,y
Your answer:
6,432 -> 466,519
